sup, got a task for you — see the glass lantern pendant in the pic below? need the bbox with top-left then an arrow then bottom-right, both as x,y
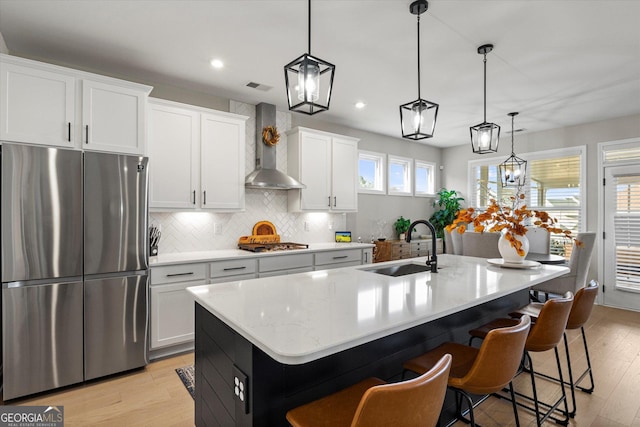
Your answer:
470,44 -> 500,153
284,0 -> 335,115
399,0 -> 439,140
499,112 -> 527,187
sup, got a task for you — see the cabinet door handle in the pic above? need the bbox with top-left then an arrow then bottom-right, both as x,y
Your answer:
328,196 -> 331,207
332,255 -> 348,260
364,252 -> 368,263
203,190 -> 207,205
166,272 -> 194,277
334,196 -> 337,207
223,266 -> 247,271
67,122 -> 71,142
193,190 -> 196,205
85,125 -> 89,144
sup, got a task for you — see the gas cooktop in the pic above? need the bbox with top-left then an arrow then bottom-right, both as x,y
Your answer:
238,242 -> 309,253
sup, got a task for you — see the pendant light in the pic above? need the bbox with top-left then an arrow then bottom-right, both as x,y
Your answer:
470,44 -> 500,153
284,0 -> 335,115
399,0 -> 439,140
499,112 -> 527,187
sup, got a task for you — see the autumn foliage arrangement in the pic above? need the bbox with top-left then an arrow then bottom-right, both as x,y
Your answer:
445,193 -> 577,256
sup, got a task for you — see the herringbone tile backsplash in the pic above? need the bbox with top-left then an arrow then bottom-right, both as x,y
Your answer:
149,101 -> 346,254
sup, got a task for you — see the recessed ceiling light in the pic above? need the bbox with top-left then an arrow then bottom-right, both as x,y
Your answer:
355,102 -> 366,109
210,59 -> 224,69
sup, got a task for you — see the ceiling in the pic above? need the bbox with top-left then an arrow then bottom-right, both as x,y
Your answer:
1,0 -> 639,148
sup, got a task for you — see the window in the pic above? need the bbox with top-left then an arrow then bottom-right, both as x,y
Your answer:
358,150 -> 386,194
414,160 -> 436,197
468,147 -> 586,256
388,155 -> 412,196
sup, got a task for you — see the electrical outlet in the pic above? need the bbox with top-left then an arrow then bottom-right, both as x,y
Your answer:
213,223 -> 222,235
304,221 -> 310,231
232,365 -> 249,414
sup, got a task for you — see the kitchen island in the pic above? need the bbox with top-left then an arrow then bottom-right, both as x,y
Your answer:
188,254 -> 569,426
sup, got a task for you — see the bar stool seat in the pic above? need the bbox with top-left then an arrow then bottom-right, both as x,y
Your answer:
403,315 -> 531,427
468,292 -> 574,426
286,354 -> 452,427
509,280 -> 599,418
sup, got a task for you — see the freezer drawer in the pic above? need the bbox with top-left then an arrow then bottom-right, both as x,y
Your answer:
84,273 -> 149,380
2,280 -> 84,400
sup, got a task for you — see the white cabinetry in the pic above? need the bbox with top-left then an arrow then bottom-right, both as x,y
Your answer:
258,253 -> 314,277
147,98 -> 247,211
0,60 -> 75,148
0,54 -> 151,154
150,263 -> 207,351
210,258 -> 258,283
287,127 -> 359,212
314,249 -> 363,270
81,80 -> 147,154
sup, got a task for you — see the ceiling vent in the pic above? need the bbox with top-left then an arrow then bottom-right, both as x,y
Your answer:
246,82 -> 273,91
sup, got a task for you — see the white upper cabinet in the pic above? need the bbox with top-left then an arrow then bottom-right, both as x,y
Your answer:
0,54 -> 151,154
288,127 -> 359,212
81,80 -> 147,154
0,60 -> 76,148
147,98 -> 247,211
200,112 -> 246,210
331,137 -> 359,211
148,100 -> 199,209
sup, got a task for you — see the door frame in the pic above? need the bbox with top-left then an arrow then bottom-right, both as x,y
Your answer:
598,137 -> 640,308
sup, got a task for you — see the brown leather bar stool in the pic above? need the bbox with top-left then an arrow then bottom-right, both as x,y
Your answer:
403,315 -> 531,427
510,280 -> 599,418
468,292 -> 574,427
286,353 -> 451,427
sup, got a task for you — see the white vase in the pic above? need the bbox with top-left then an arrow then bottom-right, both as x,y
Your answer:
498,233 -> 529,264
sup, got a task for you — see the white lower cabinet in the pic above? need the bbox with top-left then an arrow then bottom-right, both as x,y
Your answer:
210,258 -> 258,283
149,263 -> 206,352
314,249 -> 364,270
258,253 -> 314,277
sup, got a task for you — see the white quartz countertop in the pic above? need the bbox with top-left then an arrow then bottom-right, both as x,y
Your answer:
187,254 -> 569,365
149,242 -> 375,266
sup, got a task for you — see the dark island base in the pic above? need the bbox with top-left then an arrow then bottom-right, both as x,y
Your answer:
195,289 -> 529,427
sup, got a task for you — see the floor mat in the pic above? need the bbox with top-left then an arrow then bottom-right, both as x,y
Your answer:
175,365 -> 195,400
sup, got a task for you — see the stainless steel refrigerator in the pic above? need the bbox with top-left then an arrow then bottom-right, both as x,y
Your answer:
1,143 -> 149,400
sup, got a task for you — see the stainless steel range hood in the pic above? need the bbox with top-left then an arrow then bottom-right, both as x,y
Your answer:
245,103 -> 305,190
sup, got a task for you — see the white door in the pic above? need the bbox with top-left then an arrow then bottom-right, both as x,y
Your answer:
603,165 -> 640,310
82,80 -> 146,154
0,62 -> 76,148
148,102 -> 199,209
200,112 -> 245,210
331,137 -> 358,211
299,132 -> 332,211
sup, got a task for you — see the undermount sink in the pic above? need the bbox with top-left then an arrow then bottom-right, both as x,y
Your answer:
364,263 -> 434,277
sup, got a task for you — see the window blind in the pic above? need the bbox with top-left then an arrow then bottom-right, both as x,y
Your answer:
613,174 -> 640,291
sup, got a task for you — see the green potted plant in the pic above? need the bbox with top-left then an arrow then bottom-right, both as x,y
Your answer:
394,216 -> 411,240
429,188 -> 464,239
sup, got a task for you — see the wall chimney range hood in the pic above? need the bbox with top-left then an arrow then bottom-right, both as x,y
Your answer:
245,103 -> 305,190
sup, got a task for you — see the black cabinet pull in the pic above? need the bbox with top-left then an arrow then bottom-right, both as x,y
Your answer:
332,255 -> 348,260
193,190 -> 196,205
223,266 -> 247,271
334,196 -> 337,207
67,122 -> 71,142
85,125 -> 89,144
328,196 -> 331,207
203,191 -> 207,205
166,272 -> 194,277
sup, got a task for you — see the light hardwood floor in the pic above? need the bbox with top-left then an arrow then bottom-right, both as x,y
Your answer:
5,305 -> 640,426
